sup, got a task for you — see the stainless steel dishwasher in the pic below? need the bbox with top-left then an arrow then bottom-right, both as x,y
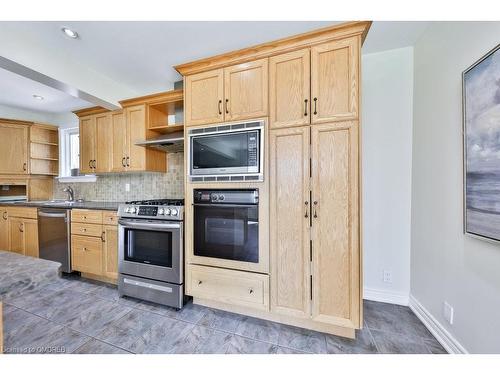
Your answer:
38,208 -> 71,273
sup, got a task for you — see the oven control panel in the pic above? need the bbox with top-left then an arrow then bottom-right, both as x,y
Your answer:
194,189 -> 258,205
119,205 -> 183,220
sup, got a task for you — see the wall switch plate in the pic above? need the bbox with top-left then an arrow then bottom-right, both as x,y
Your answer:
383,270 -> 393,283
443,301 -> 454,325
125,183 -> 130,192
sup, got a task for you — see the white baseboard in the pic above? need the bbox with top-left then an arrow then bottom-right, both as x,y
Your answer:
363,287 -> 409,306
409,294 -> 468,354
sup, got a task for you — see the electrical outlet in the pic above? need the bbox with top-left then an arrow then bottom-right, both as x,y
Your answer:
125,183 -> 130,192
383,270 -> 392,283
443,301 -> 454,325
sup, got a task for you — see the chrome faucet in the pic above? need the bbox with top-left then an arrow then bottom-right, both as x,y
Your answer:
63,186 -> 75,202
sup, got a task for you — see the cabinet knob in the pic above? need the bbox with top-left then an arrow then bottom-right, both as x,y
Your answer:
82,228 -> 86,232
83,247 -> 88,252
249,288 -> 253,294
198,280 -> 202,285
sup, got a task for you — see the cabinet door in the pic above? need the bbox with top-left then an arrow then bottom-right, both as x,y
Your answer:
0,208 -> 9,251
111,111 -> 127,172
311,122 -> 360,328
224,59 -> 268,122
71,235 -> 103,275
102,225 -> 118,281
311,36 -> 359,124
8,217 -> 25,255
184,69 -> 224,126
269,126 -> 311,318
79,115 -> 96,174
23,219 -> 39,258
125,105 -> 147,171
95,113 -> 112,173
0,123 -> 28,174
269,49 -> 310,129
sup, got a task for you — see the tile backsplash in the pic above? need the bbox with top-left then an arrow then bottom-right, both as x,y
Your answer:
53,153 -> 184,202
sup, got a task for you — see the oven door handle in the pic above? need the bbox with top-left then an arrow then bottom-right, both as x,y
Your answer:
118,220 -> 181,231
192,203 -> 257,208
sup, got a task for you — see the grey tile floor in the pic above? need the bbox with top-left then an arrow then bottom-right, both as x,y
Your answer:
2,275 -> 447,354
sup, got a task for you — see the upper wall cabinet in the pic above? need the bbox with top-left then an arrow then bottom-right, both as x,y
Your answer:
79,113 -> 112,174
184,59 -> 268,126
79,115 -> 96,174
0,122 -> 29,175
269,36 -> 359,129
311,36 -> 359,124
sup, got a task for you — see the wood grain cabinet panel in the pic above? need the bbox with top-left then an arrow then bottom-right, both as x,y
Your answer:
269,127 -> 311,318
0,207 -> 8,251
71,235 -> 103,275
8,217 -> 24,255
95,113 -> 112,173
0,123 -> 28,174
311,36 -> 359,123
311,122 -> 360,328
79,115 -> 96,174
71,222 -> 103,238
224,59 -> 268,122
269,49 -> 310,129
125,105 -> 147,171
71,209 -> 103,224
102,225 -> 118,280
185,69 -> 224,126
111,111 -> 127,172
23,219 -> 39,258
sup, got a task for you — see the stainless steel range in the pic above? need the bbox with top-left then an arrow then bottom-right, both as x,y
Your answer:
117,199 -> 184,309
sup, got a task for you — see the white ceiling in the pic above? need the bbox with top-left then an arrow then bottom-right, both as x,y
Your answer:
0,21 -> 430,114
0,67 -> 91,113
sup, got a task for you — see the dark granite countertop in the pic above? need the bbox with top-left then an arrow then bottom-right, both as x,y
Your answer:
1,200 -> 122,211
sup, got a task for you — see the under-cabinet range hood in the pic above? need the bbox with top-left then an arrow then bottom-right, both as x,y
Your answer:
135,131 -> 184,153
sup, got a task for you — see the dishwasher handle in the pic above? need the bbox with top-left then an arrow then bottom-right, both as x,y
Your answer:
38,211 -> 68,218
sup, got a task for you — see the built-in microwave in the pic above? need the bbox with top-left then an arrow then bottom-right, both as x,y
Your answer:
187,120 -> 264,182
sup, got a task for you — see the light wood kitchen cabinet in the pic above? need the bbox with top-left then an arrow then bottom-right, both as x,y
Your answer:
8,217 -> 38,257
311,122 -> 359,327
184,59 -> 268,126
125,104 -> 147,171
0,207 -> 8,250
269,126 -> 311,319
0,122 -> 29,175
111,111 -> 127,172
269,49 -> 311,129
71,209 -> 103,224
224,59 -> 268,122
102,225 -> 118,280
311,36 -> 359,123
95,113 -> 112,173
184,69 -> 224,126
79,115 -> 96,174
71,235 -> 103,275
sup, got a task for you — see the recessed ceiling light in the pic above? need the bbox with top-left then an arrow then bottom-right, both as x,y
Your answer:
33,95 -> 44,101
61,27 -> 79,39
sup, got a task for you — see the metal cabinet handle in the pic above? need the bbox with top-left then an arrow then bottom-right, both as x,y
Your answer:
23,162 -> 27,171
304,99 -> 308,116
19,223 -> 24,233
93,160 -> 97,168
304,201 -> 309,218
101,231 -> 106,242
122,157 -> 126,167
249,288 -> 253,294
81,228 -> 86,232
126,156 -> 130,167
218,100 -> 222,115
2,211 -> 7,220
313,97 -> 318,115
313,201 -> 318,218
198,280 -> 202,285
225,99 -> 229,114
89,160 -> 92,169
83,247 -> 88,252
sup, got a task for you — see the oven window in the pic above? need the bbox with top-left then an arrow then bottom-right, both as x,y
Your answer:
124,229 -> 173,268
194,205 -> 258,263
192,131 -> 256,170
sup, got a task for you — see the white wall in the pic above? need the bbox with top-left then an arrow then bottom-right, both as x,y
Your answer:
362,47 -> 414,305
412,22 -> 500,353
0,103 -> 78,128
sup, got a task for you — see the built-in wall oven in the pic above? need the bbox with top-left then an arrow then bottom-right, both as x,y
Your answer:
188,121 -> 264,182
193,189 -> 259,266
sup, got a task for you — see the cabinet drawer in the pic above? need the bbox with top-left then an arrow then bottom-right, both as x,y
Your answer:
71,235 -> 102,275
71,222 -> 103,238
7,206 -> 37,219
71,209 -> 103,224
102,211 -> 118,225
188,265 -> 269,311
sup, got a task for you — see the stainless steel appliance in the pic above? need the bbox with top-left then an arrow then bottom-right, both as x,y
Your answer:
187,121 -> 264,182
38,208 -> 71,273
193,189 -> 259,263
118,199 -> 184,309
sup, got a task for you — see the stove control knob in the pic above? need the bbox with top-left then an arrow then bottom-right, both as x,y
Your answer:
158,208 -> 164,215
164,208 -> 171,216
130,207 -> 137,214
211,193 -> 219,201
170,209 -> 178,216
125,207 -> 131,213
219,195 -> 225,201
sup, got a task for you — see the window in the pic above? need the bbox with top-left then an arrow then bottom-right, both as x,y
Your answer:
57,127 -> 96,183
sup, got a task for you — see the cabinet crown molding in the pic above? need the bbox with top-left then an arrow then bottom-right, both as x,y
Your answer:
119,89 -> 183,108
73,106 -> 111,118
174,21 -> 372,76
